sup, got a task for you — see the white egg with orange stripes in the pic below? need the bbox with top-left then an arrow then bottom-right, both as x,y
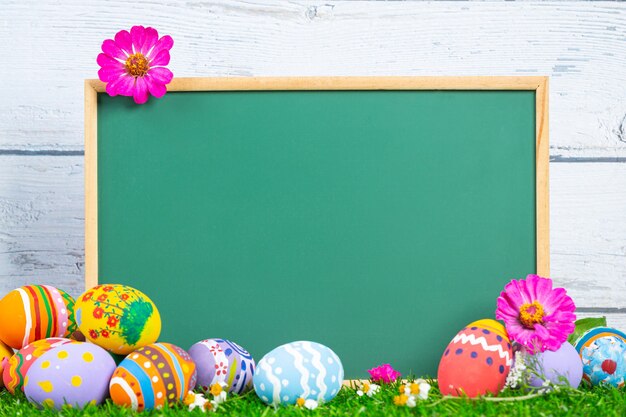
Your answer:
253,341 -> 343,406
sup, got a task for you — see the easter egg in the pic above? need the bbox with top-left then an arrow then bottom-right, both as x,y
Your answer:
437,319 -> 513,397
253,341 -> 343,406
0,285 -> 77,349
574,327 -> 626,387
0,340 -> 14,388
74,284 -> 161,355
189,338 -> 255,393
24,342 -> 115,409
525,342 -> 583,388
109,342 -> 197,411
3,337 -> 75,394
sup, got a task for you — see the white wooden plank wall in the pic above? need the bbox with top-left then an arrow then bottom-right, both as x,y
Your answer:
1,1 -> 625,329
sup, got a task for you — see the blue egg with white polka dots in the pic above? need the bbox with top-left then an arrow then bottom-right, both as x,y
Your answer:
253,341 -> 344,406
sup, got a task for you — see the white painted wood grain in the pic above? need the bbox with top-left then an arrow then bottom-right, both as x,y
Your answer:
551,162 -> 626,309
576,312 -> 626,334
2,154 -> 625,314
0,156 -> 84,297
1,1 -> 626,156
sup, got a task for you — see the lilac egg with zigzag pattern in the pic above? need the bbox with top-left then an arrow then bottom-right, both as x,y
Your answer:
188,338 -> 255,394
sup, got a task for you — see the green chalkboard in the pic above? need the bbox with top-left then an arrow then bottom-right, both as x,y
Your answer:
92,80 -> 545,378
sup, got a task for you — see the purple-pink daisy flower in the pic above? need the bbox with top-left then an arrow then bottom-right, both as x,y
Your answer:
97,26 -> 173,104
496,274 -> 576,353
368,364 -> 401,384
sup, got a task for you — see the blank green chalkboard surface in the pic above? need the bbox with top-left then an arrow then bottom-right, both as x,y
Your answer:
85,77 -> 549,378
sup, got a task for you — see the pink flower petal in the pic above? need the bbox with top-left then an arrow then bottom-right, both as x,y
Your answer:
147,67 -> 173,84
133,76 -> 149,104
101,39 -> 127,60
105,74 -> 131,96
97,53 -> 124,69
149,49 -> 170,67
529,275 -> 552,302
141,27 -> 159,55
144,74 -> 167,98
147,35 -> 173,59
98,66 -> 125,83
114,29 -> 133,55
131,25 -> 146,53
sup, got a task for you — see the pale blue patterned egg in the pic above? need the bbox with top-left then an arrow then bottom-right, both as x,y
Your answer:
253,341 -> 344,405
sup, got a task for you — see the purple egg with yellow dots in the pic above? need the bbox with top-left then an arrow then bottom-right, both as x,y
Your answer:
188,338 -> 255,393
24,342 -> 116,409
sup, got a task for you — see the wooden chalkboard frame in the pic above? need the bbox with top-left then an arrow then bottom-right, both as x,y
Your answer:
84,76 -> 549,291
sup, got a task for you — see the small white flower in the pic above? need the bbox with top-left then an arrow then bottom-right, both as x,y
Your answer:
184,391 -> 211,411
303,399 -> 318,410
208,382 -> 228,405
406,395 -> 417,408
356,382 -> 380,397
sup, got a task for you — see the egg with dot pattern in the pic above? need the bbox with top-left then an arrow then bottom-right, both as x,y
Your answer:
574,327 -> 626,387
109,342 -> 197,411
253,341 -> 344,406
2,337 -> 75,394
23,342 -> 115,410
0,285 -> 77,349
437,319 -> 513,397
74,284 -> 161,355
189,338 -> 255,393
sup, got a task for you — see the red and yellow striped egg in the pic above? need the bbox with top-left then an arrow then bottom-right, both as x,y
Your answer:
0,340 -> 13,388
109,342 -> 196,411
437,319 -> 512,398
2,337 -> 75,394
0,285 -> 77,349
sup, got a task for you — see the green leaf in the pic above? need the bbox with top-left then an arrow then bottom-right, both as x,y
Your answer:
567,317 -> 607,346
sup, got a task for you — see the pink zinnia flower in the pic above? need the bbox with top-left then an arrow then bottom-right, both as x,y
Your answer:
368,363 -> 401,383
496,274 -> 576,353
97,26 -> 173,104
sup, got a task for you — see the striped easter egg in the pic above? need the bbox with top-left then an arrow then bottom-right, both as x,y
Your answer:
188,338 -> 255,394
574,327 -> 626,387
0,340 -> 13,388
253,341 -> 344,406
109,342 -> 197,411
2,337 -> 75,394
0,285 -> 77,349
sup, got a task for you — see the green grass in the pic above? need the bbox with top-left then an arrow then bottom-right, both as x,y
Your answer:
1,381 -> 624,417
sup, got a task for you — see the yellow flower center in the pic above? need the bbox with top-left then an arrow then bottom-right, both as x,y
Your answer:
410,383 -> 420,395
519,300 -> 545,328
183,392 -> 195,406
393,394 -> 408,406
125,52 -> 149,77
398,384 -> 406,394
209,383 -> 223,397
296,398 -> 306,407
362,382 -> 370,393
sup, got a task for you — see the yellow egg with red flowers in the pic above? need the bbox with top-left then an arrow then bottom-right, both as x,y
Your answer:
0,285 -> 77,350
74,284 -> 161,355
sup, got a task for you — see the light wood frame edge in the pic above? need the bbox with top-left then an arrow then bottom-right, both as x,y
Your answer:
84,76 -> 550,291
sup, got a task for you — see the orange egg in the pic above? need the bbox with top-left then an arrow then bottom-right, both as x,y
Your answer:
0,286 -> 77,349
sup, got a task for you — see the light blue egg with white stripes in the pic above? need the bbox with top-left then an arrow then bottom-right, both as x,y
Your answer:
253,341 -> 344,406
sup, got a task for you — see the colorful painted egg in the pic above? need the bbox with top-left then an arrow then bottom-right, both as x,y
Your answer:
574,327 -> 626,387
3,337 -> 75,394
0,340 -> 13,388
437,319 -> 513,397
253,341 -> 343,406
74,284 -> 161,355
0,285 -> 77,349
525,342 -> 583,388
109,342 -> 197,411
189,338 -> 255,394
24,342 -> 115,409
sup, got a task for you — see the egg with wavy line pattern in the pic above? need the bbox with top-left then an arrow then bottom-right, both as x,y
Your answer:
253,341 -> 343,406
